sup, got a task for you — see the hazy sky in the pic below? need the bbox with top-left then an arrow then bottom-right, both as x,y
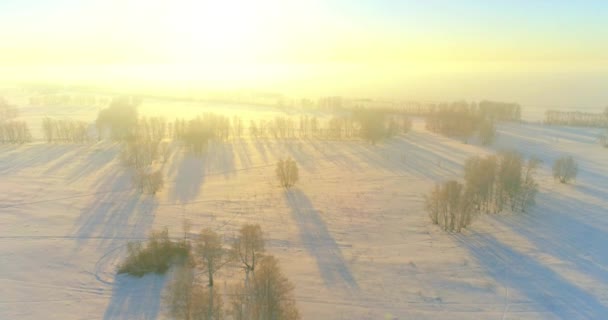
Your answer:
1,0 -> 607,108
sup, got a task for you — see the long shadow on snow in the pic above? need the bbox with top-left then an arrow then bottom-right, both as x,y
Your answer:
457,232 -> 608,320
73,166 -> 158,249
169,142 -> 236,203
0,144 -> 78,175
499,191 -> 608,285
284,189 -> 358,290
65,143 -> 120,183
103,274 -> 166,320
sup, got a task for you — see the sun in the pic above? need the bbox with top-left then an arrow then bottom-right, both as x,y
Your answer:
160,0 -> 287,63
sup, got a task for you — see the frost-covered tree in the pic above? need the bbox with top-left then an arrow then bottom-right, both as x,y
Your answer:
276,158 -> 299,188
231,255 -> 299,320
196,229 -> 229,320
553,155 -> 578,183
96,97 -> 139,141
231,224 -> 265,318
425,180 -> 475,232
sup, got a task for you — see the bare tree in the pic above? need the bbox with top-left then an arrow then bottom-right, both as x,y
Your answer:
553,155 -> 578,183
231,255 -> 299,320
165,264 -> 223,320
519,157 -> 541,212
195,229 -> 229,320
231,224 -> 265,319
165,264 -> 196,320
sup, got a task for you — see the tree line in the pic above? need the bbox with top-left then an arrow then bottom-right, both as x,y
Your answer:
30,94 -> 108,107
41,117 -> 90,143
545,109 -> 608,128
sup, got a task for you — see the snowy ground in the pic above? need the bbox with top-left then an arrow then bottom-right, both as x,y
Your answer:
2,105 -> 608,319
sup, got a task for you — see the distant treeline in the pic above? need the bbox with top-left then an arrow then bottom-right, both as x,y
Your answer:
406,100 -> 521,121
544,109 -> 608,128
30,94 -> 109,107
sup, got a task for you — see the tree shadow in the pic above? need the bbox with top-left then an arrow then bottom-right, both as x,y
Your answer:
340,134 -> 463,181
284,189 -> 358,290
233,139 -> 252,168
169,152 -> 206,204
43,143 -> 97,175
72,167 -> 158,249
457,232 -> 608,320
499,192 -> 608,285
65,143 -> 120,183
0,144 -> 78,175
103,274 -> 166,320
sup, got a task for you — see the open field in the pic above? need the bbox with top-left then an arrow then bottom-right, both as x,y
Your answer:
2,103 -> 608,320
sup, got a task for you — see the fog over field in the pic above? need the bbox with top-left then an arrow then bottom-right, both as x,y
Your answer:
2,1 -> 608,320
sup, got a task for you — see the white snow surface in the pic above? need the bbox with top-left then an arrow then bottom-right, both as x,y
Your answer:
2,109 -> 608,319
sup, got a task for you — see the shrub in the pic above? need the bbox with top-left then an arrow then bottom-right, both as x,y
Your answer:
118,228 -> 189,277
553,155 -> 578,183
276,158 -> 299,188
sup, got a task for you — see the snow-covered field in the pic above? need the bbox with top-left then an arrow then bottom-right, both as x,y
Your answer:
2,104 -> 608,319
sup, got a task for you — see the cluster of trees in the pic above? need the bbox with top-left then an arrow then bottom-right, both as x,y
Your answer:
553,156 -> 578,184
426,151 -> 540,232
96,98 -> 167,194
425,101 -> 499,145
96,97 -> 140,141
41,117 -> 89,143
0,121 -> 32,144
351,108 -> 403,144
276,158 -> 299,188
155,224 -> 299,320
545,110 -> 608,128
173,114 -> 232,154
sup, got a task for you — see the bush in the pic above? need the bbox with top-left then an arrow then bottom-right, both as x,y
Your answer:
118,228 -> 189,277
276,158 -> 299,188
553,155 -> 578,183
